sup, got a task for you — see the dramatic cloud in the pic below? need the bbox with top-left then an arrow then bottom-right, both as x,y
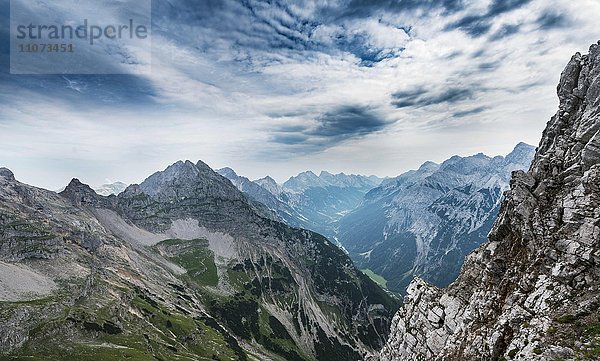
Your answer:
489,24 -> 521,41
321,0 -> 466,19
0,0 -> 599,189
312,106 -> 390,137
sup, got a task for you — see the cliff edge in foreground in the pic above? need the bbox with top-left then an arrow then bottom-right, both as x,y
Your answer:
381,41 -> 600,360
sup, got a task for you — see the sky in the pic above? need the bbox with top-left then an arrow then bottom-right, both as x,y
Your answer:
1,0 -> 599,190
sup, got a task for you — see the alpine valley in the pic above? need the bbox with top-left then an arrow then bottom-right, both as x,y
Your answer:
218,145 -> 535,294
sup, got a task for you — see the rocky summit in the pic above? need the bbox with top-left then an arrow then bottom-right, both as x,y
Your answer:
381,42 -> 600,360
0,158 -> 397,360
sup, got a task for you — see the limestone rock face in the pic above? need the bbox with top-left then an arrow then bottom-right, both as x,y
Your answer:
381,42 -> 600,360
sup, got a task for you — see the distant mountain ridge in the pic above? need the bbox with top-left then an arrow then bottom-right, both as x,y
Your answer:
217,168 -> 383,240
217,146 -> 535,294
94,181 -> 128,196
337,143 -> 536,293
216,167 -> 305,226
283,171 -> 381,193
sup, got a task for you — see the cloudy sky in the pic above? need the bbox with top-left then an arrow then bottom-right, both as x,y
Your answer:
1,0 -> 599,190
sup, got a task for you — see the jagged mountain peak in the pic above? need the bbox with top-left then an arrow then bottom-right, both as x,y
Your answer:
255,175 -> 278,185
0,167 -> 15,181
417,161 -> 439,172
284,169 -> 382,193
283,170 -> 327,191
440,152 -> 491,172
172,159 -> 199,173
299,170 -> 319,177
164,159 -> 214,176
62,178 -> 96,194
505,141 -> 536,165
59,178 -> 112,208
253,175 -> 286,198
318,170 -> 361,179
148,160 -> 199,181
512,141 -> 534,151
215,167 -> 238,178
441,152 -> 491,168
195,159 -> 215,173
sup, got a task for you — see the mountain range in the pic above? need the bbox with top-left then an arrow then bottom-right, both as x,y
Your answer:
217,169 -> 383,242
218,144 -> 535,294
337,143 -> 535,293
0,160 -> 397,360
55,181 -> 129,196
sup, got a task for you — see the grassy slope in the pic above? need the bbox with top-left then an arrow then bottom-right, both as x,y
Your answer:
155,239 -> 312,361
361,269 -> 388,289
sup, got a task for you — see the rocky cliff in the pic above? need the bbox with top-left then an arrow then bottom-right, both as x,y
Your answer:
380,42 -> 600,360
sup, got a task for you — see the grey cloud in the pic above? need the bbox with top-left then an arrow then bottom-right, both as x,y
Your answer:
536,11 -> 571,30
452,106 -> 489,118
487,0 -> 532,16
271,105 -> 394,152
272,134 -> 309,145
310,105 -> 391,137
274,125 -> 309,133
490,24 -> 521,41
323,0 -> 467,20
445,0 -> 532,37
446,15 -> 493,37
478,60 -> 503,71
392,87 -> 475,108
